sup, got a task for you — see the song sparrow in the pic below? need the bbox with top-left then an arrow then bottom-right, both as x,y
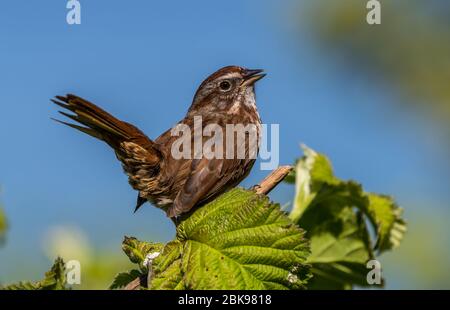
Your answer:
51,66 -> 265,218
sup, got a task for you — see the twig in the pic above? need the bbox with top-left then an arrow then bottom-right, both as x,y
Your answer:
123,166 -> 292,290
123,277 -> 142,290
251,165 -> 293,195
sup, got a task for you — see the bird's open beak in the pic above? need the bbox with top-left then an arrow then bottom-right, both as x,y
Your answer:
242,69 -> 266,86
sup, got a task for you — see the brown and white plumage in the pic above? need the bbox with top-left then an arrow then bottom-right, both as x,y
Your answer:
51,66 -> 265,218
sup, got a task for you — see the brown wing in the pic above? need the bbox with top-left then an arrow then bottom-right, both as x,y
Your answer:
166,156 -> 255,218
167,158 -> 223,217
164,114 -> 259,218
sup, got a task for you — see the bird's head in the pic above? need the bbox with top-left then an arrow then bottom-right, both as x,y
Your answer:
188,66 -> 265,116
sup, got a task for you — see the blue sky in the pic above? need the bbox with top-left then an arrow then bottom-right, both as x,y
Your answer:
1,1 -> 449,287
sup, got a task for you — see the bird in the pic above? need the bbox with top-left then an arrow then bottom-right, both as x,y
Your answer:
51,66 -> 265,219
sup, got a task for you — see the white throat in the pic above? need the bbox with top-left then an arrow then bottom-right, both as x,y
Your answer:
228,86 -> 257,115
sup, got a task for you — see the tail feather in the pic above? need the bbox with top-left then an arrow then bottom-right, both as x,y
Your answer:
51,93 -> 163,206
51,117 -> 102,140
51,94 -> 161,164
51,95 -> 131,140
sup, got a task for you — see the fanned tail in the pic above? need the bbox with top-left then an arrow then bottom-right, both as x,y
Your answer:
51,94 -> 162,211
52,94 -> 140,144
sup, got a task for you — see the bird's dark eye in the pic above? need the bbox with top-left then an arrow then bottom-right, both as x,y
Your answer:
219,80 -> 232,92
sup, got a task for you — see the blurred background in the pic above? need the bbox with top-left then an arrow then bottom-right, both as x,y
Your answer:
0,0 -> 449,289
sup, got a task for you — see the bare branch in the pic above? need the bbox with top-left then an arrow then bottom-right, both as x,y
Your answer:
252,165 -> 293,195
123,277 -> 142,290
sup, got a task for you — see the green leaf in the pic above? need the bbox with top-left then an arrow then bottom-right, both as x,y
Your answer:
0,207 -> 6,244
122,236 -> 164,269
149,241 -> 185,290
289,145 -> 406,289
300,202 -> 373,289
150,188 -> 311,290
0,281 -> 40,290
109,269 -> 142,289
1,257 -> 68,290
39,257 -> 67,290
366,194 -> 407,253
